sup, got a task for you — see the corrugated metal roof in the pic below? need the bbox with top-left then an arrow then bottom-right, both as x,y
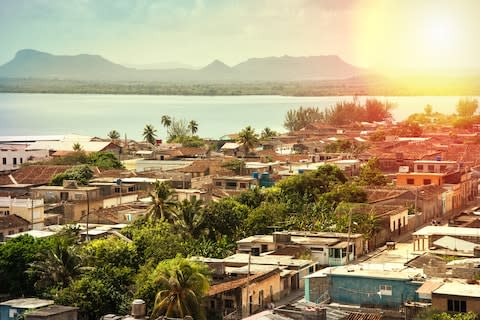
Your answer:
433,236 -> 477,252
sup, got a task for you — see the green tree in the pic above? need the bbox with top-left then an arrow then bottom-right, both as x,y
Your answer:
260,127 -> 279,139
151,256 -> 210,320
50,165 -> 93,185
161,115 -> 172,128
243,202 -> 288,235
166,118 -> 191,143
188,120 -> 199,135
124,220 -> 187,266
238,126 -> 259,155
283,106 -> 322,131
88,152 -> 124,169
364,98 -> 394,122
147,181 -> 177,221
0,235 -> 46,296
29,237 -> 82,290
107,130 -> 120,141
173,198 -> 206,238
72,142 -> 83,152
456,97 -> 478,117
358,158 -> 387,186
143,124 -> 157,145
203,198 -> 249,241
424,104 -> 433,116
221,159 -> 245,175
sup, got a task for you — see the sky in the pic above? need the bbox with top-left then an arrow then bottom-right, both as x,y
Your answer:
1,0 -> 480,72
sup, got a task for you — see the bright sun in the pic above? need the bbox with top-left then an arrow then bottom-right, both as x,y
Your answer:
423,16 -> 455,51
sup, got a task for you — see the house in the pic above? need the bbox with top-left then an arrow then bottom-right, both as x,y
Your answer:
412,225 -> 480,254
25,305 -> 78,320
213,176 -> 257,193
0,144 -> 49,172
220,142 -> 242,157
0,165 -> 74,187
304,264 -> 423,309
0,214 -> 30,242
31,182 -> 101,223
25,134 -> 120,158
173,188 -> 211,203
0,298 -> 54,320
0,197 -> 45,230
431,282 -> 480,313
205,267 -> 282,319
236,231 -> 364,266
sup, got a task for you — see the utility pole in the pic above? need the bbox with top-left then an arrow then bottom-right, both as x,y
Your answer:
246,251 -> 251,316
30,197 -> 34,230
345,207 -> 353,264
86,190 -> 90,242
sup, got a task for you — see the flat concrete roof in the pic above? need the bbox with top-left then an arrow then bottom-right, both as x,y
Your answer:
0,298 -> 54,309
223,253 -> 312,268
433,282 -> 480,298
6,230 -> 56,239
26,305 -> 78,316
31,186 -> 99,191
413,226 -> 480,237
307,263 -> 423,281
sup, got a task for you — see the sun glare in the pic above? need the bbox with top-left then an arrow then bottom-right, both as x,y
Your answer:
423,16 -> 455,51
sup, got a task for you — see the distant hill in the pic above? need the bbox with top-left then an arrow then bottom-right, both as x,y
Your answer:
0,49 -> 364,82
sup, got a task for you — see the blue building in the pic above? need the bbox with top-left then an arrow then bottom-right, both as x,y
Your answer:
0,298 -> 54,320
305,264 -> 424,309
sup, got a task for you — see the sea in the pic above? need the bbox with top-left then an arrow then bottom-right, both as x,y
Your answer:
0,93 -> 476,140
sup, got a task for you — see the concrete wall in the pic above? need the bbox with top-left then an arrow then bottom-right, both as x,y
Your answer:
241,271 -> 281,317
432,294 -> 480,313
329,275 -> 421,308
0,149 -> 49,172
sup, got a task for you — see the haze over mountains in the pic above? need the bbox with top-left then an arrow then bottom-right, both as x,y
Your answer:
0,49 -> 365,82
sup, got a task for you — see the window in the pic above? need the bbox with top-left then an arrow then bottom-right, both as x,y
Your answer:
407,178 -> 415,185
224,299 -> 234,309
20,157 -> 23,164
115,187 -> 121,193
190,195 -> 197,201
423,179 -> 432,185
209,300 -> 215,310
379,285 -> 392,296
417,164 -> 424,171
19,228 -> 23,232
215,181 -> 222,187
311,247 -> 324,252
448,299 -> 466,312
226,181 -> 237,188
0,232 -> 3,241
2,157 -> 6,165
261,244 -> 268,252
12,157 -> 17,165
8,230 -> 14,235
239,183 -> 247,189
428,164 -> 435,172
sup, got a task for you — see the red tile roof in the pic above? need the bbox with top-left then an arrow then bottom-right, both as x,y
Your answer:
0,165 -> 74,186
0,214 -> 30,230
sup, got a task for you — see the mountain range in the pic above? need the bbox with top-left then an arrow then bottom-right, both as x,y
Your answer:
0,49 -> 365,82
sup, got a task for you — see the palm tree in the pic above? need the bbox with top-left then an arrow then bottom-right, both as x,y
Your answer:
238,125 -> 259,155
107,130 -> 120,141
152,256 -> 210,320
161,115 -> 172,128
260,127 -> 278,139
143,124 -> 157,145
29,238 -> 82,289
173,198 -> 206,237
147,180 -> 177,221
72,142 -> 83,152
188,120 -> 199,136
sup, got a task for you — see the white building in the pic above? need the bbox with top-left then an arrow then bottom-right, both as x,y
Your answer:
0,144 -> 49,172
